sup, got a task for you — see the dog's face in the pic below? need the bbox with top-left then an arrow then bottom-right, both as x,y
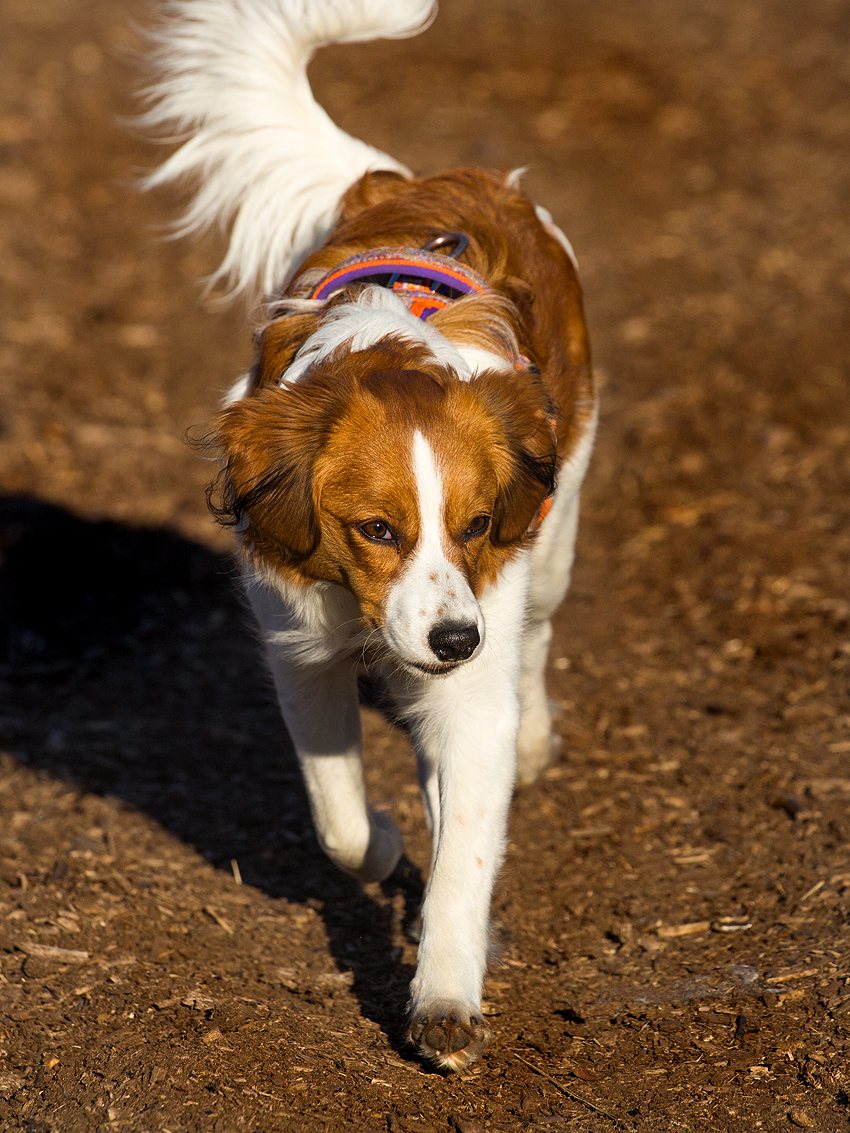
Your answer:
216,339 -> 556,674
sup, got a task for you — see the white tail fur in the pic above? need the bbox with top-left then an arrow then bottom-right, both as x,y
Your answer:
140,0 -> 436,301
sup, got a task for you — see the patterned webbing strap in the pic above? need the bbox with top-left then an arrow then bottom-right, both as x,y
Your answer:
308,247 -> 490,321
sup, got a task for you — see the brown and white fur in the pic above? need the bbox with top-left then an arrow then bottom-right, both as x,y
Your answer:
141,0 -> 596,1070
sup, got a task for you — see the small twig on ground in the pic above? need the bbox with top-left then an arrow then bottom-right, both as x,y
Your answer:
514,1053 -> 615,1119
204,905 -> 234,934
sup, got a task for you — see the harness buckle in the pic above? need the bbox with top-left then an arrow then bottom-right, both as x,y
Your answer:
421,233 -> 469,259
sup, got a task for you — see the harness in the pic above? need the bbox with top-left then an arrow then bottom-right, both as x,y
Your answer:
307,233 -> 489,320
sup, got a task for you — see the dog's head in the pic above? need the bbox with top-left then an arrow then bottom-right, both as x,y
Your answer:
213,331 -> 556,675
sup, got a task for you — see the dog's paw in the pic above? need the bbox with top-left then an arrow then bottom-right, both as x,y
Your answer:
408,1004 -> 492,1071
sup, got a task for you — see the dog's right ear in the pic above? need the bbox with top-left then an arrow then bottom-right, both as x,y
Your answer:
211,380 -> 341,567
250,312 -> 324,392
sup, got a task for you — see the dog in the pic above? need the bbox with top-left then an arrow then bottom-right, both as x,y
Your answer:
141,0 -> 596,1070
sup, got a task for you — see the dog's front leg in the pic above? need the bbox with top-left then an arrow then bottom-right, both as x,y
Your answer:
274,656 -> 404,882
249,583 -> 404,883
404,659 -> 521,1070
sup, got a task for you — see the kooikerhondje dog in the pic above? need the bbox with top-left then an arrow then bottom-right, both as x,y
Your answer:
142,0 -> 595,1069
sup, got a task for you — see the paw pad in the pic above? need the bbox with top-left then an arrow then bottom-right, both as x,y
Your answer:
409,1005 -> 491,1071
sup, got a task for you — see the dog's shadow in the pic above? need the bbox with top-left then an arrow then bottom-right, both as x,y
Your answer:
0,494 -> 422,1050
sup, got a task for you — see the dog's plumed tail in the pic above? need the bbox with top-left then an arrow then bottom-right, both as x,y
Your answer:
139,0 -> 435,300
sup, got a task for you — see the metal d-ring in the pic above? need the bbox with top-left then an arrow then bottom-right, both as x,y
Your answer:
421,232 -> 469,259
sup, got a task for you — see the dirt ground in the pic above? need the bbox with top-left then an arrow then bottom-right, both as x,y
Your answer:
1,0 -> 849,1128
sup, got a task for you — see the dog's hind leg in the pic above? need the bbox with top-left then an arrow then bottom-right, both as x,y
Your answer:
514,486 -> 581,785
516,615 -> 559,787
517,409 -> 596,785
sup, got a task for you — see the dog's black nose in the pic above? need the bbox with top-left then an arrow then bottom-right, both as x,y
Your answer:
428,622 -> 480,663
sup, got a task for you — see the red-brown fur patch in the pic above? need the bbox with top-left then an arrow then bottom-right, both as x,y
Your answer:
250,310 -> 325,393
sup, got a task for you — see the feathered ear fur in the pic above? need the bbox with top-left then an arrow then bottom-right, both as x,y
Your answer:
251,311 -> 325,392
210,380 -> 344,565
470,372 -> 558,546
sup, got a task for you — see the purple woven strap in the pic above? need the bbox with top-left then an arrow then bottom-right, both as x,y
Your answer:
309,247 -> 490,313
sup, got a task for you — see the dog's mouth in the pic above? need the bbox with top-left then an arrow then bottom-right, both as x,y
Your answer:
407,659 -> 463,676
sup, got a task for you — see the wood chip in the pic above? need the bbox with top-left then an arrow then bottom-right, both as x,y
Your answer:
657,921 -> 711,938
799,880 -> 826,902
807,777 -> 850,793
182,990 -> 217,1011
765,968 -> 819,984
673,851 -> 716,864
204,906 -> 234,934
789,1109 -> 817,1128
153,996 -> 182,1010
18,942 -> 89,963
712,918 -> 753,932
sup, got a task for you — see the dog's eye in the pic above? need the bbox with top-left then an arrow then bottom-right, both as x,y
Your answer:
464,515 -> 490,541
359,520 -> 397,544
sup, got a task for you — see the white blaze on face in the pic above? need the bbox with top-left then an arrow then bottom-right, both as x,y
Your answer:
383,431 -> 484,670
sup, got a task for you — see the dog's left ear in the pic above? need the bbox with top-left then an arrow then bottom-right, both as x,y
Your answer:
210,377 -> 345,566
471,373 -> 558,546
